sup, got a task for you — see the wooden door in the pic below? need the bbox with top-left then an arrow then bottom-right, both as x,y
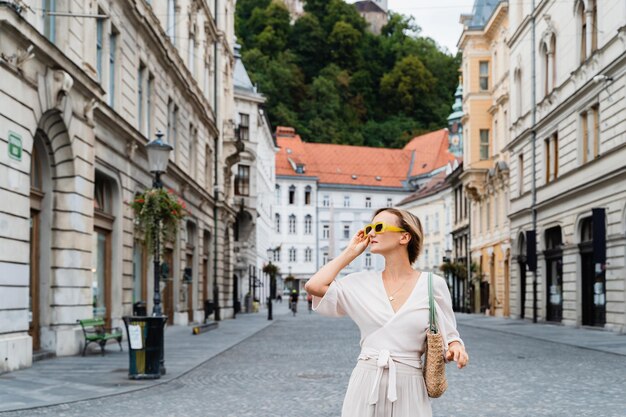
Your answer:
29,208 -> 41,351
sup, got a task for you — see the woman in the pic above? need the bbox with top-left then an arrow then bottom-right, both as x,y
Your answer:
305,208 -> 469,417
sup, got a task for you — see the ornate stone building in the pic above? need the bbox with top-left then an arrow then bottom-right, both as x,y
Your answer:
459,0 -> 511,316
0,0 -> 239,373
507,0 -> 626,332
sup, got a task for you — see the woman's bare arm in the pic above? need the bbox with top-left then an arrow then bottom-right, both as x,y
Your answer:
305,231 -> 370,297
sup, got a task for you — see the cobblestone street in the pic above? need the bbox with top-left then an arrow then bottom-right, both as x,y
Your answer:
2,303 -> 626,417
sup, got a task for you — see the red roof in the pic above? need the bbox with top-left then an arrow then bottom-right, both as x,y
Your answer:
275,127 -> 454,188
403,129 -> 456,177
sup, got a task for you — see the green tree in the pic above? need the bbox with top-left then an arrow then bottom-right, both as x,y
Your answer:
380,55 -> 436,122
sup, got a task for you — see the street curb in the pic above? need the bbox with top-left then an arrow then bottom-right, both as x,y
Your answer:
0,317 -> 278,414
457,319 -> 626,357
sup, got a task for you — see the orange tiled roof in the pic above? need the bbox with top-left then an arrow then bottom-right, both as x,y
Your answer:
275,127 -> 454,188
403,129 -> 456,177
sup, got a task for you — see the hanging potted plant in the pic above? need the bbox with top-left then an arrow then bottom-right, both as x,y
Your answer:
130,188 -> 188,253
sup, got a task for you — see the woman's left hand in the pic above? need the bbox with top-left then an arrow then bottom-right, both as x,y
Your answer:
446,341 -> 469,369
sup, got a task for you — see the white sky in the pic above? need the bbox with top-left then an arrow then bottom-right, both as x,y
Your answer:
350,0 -> 476,54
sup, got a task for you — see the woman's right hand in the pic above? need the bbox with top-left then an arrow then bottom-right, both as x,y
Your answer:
344,230 -> 370,259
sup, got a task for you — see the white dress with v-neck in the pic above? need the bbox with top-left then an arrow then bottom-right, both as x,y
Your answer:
313,270 -> 463,417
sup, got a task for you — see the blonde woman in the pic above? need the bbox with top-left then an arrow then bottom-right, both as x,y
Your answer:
305,208 -> 468,417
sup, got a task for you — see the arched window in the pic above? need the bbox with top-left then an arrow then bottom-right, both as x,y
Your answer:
577,1 -> 587,63
541,42 -> 549,96
304,215 -> 312,235
289,247 -> 297,262
304,185 -> 312,205
288,214 -> 296,234
305,247 -> 312,262
289,185 -> 296,205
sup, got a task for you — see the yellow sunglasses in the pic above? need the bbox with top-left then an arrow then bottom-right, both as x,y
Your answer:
363,221 -> 407,235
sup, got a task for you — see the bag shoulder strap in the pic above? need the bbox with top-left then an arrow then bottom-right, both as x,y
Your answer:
428,272 -> 438,334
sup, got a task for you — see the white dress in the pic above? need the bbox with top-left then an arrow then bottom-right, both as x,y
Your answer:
313,270 -> 463,417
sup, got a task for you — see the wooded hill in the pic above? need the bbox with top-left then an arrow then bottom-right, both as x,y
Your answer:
236,0 -> 460,148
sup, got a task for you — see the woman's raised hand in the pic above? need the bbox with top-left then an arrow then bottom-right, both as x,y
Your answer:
345,230 -> 371,259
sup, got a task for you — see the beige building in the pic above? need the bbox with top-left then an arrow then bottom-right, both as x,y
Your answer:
353,1 -> 388,35
0,0 -> 240,373
459,0 -> 511,316
507,0 -> 626,332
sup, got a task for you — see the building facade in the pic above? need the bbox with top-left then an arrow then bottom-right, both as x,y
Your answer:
232,45 -> 278,311
507,0 -> 626,332
459,0 -> 511,316
0,0 -> 239,373
398,170 -> 454,278
274,127 -> 455,290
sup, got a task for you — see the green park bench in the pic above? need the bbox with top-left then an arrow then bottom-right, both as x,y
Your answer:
77,318 -> 123,356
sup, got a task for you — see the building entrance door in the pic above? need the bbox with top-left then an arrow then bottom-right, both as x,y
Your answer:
580,217 -> 605,326
29,208 -> 41,351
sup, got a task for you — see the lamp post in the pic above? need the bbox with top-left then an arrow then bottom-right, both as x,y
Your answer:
266,248 -> 278,321
145,131 -> 173,317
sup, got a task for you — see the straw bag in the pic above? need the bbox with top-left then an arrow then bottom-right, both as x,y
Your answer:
423,272 -> 447,398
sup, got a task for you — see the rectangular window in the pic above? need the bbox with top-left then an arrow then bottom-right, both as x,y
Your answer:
581,106 -> 599,164
137,64 -> 145,131
479,129 -> 490,160
304,216 -> 312,234
365,197 -> 371,208
386,198 -> 392,208
322,225 -> 329,239
365,253 -> 372,269
344,195 -> 350,208
205,145 -> 213,189
188,37 -> 196,76
435,212 -> 440,231
43,0 -> 56,43
305,188 -> 311,205
96,14 -> 103,80
323,195 -> 329,207
146,74 -> 153,136
273,249 -> 280,262
518,153 -> 524,195
479,61 -> 489,91
553,132 -> 559,180
167,0 -> 176,41
289,187 -> 295,205
239,113 -> 250,140
322,252 -> 328,265
544,137 -> 551,183
305,248 -> 312,262
235,165 -> 250,196
108,31 -> 118,107
289,248 -> 296,263
343,225 -> 350,239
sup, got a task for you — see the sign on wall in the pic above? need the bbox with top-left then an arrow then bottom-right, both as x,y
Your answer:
8,131 -> 22,161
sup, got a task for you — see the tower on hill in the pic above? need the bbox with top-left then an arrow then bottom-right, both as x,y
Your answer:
353,1 -> 389,35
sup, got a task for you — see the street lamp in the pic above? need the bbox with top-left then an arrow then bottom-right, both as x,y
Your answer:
145,130 -> 173,317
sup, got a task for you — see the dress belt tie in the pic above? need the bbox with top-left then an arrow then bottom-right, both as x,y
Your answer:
360,349 -> 398,404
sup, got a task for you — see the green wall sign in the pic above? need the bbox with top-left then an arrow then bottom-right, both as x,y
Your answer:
8,131 -> 22,161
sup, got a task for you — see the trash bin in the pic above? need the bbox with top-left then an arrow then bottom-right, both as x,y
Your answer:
133,301 -> 147,316
123,316 -> 167,380
203,300 -> 214,321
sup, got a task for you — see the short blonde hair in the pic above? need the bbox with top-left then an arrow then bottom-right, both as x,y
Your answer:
373,208 -> 424,264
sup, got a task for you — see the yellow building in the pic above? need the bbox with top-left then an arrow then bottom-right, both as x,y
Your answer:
458,1 -> 511,316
